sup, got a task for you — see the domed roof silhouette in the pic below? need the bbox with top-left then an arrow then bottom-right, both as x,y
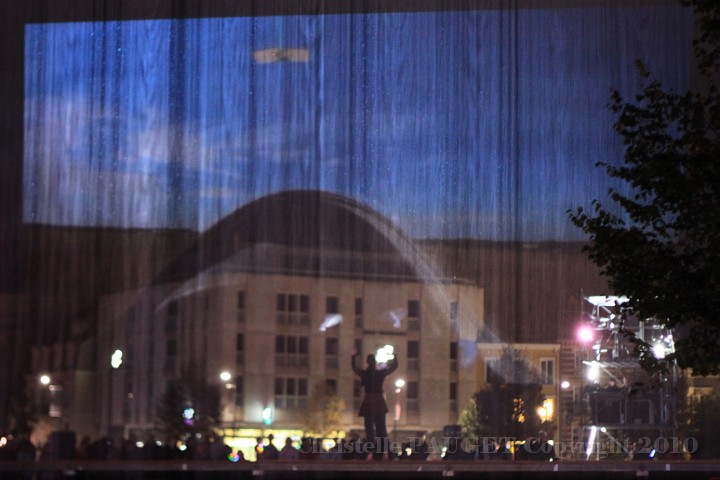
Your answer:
155,190 -> 428,283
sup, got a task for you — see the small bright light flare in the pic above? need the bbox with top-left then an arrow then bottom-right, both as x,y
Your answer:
577,324 -> 594,344
40,374 -> 51,386
652,342 -> 668,359
586,426 -> 597,459
587,361 -> 600,382
219,371 -> 232,382
262,407 -> 273,425
111,349 -> 123,369
560,380 -> 571,390
395,379 -> 406,389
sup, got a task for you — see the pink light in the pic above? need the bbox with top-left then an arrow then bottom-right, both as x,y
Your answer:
577,324 -> 594,344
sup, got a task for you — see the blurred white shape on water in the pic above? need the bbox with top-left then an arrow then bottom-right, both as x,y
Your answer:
389,308 -> 406,329
320,313 -> 343,332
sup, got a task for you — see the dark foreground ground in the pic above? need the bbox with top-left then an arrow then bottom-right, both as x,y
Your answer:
2,460 -> 720,480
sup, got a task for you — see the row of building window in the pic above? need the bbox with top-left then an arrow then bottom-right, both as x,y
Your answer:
170,293 -> 454,323
200,292 -> 426,326
170,292 -> 444,335
485,358 -> 556,385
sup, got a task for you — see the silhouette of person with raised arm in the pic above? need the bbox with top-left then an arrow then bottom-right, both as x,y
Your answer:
351,347 -> 398,458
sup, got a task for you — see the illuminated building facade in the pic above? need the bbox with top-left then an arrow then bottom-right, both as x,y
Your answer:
96,191 -> 484,457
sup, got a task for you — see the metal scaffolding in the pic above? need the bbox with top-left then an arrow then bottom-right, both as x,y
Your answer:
576,295 -> 677,460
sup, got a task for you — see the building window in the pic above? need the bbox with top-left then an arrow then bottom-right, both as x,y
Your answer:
450,302 -> 458,333
354,338 -> 363,358
407,381 -> 419,413
165,317 -> 176,333
408,300 -> 420,331
274,377 -> 308,409
450,382 -> 458,414
449,342 -> 458,372
236,333 -> 244,365
48,385 -> 63,418
540,359 -> 555,385
235,377 -> 244,406
486,357 -> 502,384
326,337 -> 339,369
326,296 -> 339,314
325,379 -> 337,396
354,297 -> 363,328
237,291 -> 245,323
275,335 -> 309,368
407,340 -> 420,372
276,293 -> 310,325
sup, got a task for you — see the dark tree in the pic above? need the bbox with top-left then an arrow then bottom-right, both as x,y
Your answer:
684,393 -> 720,458
7,376 -> 35,436
157,368 -> 221,441
569,0 -> 720,376
473,347 -> 545,440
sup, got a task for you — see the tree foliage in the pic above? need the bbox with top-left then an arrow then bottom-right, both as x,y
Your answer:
472,347 -> 545,440
157,367 -> 221,441
569,0 -> 720,376
8,376 -> 35,436
300,382 -> 346,437
459,396 -> 480,438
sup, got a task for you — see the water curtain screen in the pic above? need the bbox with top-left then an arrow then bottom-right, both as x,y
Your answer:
8,2 -> 693,347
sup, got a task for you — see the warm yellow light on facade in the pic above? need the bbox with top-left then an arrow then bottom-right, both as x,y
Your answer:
537,398 -> 554,423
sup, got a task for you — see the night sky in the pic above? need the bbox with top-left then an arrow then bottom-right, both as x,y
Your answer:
23,5 -> 692,240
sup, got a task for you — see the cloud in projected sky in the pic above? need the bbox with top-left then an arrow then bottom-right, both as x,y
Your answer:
23,6 -> 693,240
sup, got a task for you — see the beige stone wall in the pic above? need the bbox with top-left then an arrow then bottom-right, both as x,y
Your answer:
97,272 -> 484,440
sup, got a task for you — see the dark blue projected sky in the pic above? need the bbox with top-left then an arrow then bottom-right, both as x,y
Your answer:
23,6 -> 692,240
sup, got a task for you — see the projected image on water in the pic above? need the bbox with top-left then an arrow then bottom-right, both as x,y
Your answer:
6,2 -> 706,461
23,7 -> 691,240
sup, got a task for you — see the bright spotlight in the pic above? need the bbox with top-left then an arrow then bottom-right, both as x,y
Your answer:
40,374 -> 51,386
219,371 -> 232,382
576,324 -> 594,344
560,380 -> 571,390
395,379 -> 405,389
652,342 -> 668,359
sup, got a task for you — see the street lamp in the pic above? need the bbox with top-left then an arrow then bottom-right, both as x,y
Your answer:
37,374 -> 51,419
108,349 -> 123,439
219,371 -> 237,427
394,379 -> 405,443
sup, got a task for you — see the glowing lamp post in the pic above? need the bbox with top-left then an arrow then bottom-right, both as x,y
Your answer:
108,349 -> 123,437
219,371 -> 237,427
38,374 -> 51,417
